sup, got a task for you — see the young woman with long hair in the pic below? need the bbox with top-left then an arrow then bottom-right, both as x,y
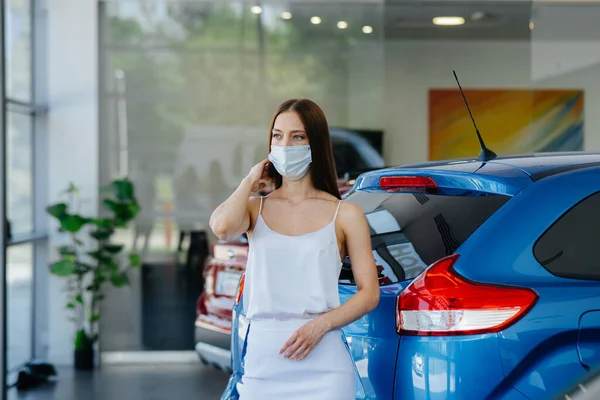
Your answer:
210,99 -> 379,399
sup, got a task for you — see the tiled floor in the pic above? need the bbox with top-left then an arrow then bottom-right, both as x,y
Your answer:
7,363 -> 230,400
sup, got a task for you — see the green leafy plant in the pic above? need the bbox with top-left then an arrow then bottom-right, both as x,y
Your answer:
46,179 -> 142,351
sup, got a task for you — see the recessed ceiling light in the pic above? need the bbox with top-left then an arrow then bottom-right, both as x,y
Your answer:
250,6 -> 262,14
471,11 -> 486,21
310,16 -> 322,25
281,11 -> 292,20
337,21 -> 348,29
432,16 -> 465,26
362,25 -> 373,34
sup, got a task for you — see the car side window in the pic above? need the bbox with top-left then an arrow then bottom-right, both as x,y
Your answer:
533,191 -> 600,281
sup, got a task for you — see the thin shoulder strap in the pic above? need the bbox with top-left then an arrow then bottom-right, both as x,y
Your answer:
258,196 -> 264,216
333,200 -> 343,223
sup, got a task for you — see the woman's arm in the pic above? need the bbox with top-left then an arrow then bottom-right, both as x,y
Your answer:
320,202 -> 380,327
209,159 -> 269,241
281,202 -> 379,360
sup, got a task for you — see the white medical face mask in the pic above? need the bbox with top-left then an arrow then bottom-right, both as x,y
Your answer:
268,145 -> 312,181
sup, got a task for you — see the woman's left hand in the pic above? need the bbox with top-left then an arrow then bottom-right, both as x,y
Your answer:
280,317 -> 330,361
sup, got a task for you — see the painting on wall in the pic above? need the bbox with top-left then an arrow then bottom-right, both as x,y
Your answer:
428,89 -> 584,160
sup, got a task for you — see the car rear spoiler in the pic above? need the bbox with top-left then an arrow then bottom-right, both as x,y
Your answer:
339,166 -> 394,180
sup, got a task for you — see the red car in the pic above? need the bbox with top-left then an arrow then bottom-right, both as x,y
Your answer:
194,129 -> 384,372
195,237 -> 248,372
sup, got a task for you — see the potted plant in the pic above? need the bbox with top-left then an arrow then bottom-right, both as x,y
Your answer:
46,179 -> 142,370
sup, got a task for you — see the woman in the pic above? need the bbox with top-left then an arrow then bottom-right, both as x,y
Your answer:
209,99 -> 380,399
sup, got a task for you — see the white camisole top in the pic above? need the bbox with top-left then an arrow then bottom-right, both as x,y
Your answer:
243,197 -> 344,320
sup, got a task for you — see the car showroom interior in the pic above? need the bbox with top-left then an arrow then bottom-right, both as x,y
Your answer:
1,0 -> 600,399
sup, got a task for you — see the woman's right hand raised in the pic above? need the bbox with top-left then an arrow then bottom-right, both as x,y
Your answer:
211,159 -> 270,240
245,159 -> 271,192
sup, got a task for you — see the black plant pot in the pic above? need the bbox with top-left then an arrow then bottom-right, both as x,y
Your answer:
74,347 -> 94,371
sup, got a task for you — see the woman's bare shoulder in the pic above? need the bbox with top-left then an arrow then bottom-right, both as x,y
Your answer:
337,200 -> 364,222
247,195 -> 263,215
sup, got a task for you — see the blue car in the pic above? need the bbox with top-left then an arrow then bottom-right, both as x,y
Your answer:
223,152 -> 600,400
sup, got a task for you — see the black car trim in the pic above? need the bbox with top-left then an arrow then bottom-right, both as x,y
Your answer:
530,161 -> 600,181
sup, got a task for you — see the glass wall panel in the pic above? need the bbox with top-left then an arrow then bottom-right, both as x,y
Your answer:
99,0 -> 385,352
5,0 -> 32,102
6,243 -> 33,371
4,0 -> 40,397
6,111 -> 33,236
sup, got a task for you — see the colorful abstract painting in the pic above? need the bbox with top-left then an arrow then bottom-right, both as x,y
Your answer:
429,89 -> 584,160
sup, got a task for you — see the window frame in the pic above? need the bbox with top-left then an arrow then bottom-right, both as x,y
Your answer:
0,1 -> 7,396
2,0 -> 49,395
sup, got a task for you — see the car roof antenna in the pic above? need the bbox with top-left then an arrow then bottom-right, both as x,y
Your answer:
453,70 -> 497,161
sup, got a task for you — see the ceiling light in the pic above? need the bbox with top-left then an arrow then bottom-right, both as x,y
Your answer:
337,21 -> 348,29
471,11 -> 486,21
432,16 -> 465,26
281,11 -> 292,20
362,25 -> 373,34
529,20 -> 535,30
250,6 -> 262,14
310,16 -> 322,25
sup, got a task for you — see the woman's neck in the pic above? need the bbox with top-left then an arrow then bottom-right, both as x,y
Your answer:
278,174 -> 317,202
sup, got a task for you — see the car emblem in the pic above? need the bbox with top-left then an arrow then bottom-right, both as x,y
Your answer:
227,249 -> 235,260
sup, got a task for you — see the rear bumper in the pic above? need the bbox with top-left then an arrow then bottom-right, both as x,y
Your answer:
195,323 -> 231,350
394,334 -> 507,400
194,323 -> 232,372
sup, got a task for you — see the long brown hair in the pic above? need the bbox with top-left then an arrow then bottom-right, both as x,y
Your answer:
267,99 -> 341,199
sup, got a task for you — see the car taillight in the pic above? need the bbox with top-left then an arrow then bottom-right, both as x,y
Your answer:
379,176 -> 438,192
234,274 -> 245,306
397,254 -> 538,336
196,294 -> 207,316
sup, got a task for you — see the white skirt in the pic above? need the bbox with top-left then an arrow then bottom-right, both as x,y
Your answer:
239,318 -> 356,400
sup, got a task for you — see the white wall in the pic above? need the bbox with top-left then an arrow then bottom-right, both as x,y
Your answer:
45,0 -> 99,365
346,42 -> 385,131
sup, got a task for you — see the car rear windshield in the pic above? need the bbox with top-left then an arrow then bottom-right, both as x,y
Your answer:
343,190 -> 510,284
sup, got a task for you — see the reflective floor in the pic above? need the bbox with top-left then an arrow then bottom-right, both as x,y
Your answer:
8,363 -> 229,400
